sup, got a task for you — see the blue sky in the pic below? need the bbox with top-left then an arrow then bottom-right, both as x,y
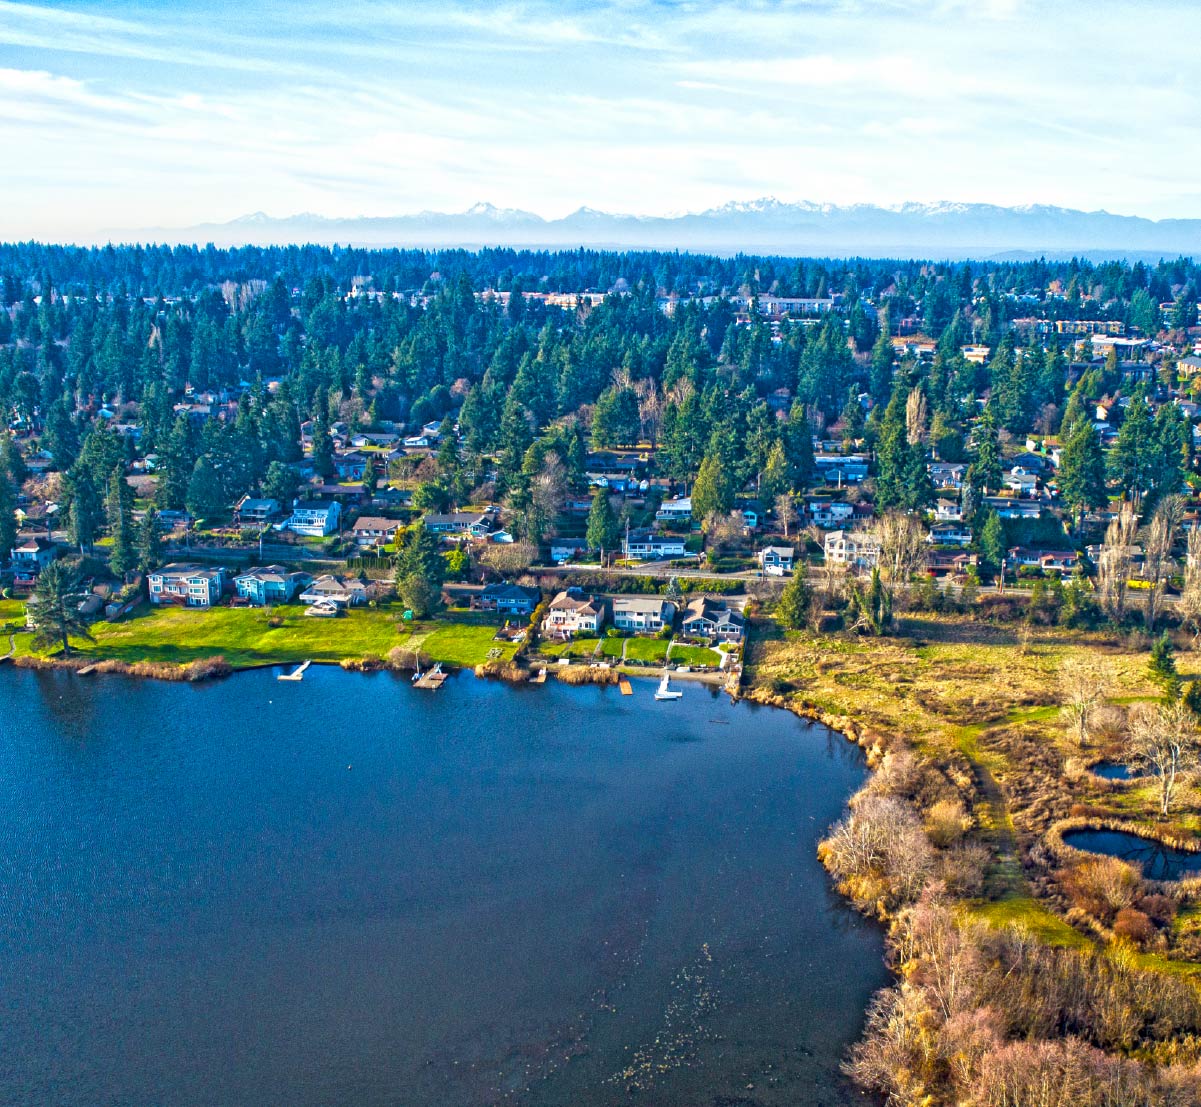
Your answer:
1,0 -> 1199,240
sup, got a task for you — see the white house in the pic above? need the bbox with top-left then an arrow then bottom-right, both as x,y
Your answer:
350,516 -> 401,547
655,496 -> 692,522
807,499 -> 853,529
926,523 -> 973,547
299,574 -> 367,608
544,589 -> 607,638
284,500 -> 341,536
824,530 -> 881,570
148,563 -> 226,607
622,531 -> 687,560
612,596 -> 676,634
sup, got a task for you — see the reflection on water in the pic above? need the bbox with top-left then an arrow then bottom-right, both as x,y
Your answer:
0,666 -> 885,1107
1064,828 -> 1201,881
1090,761 -> 1135,781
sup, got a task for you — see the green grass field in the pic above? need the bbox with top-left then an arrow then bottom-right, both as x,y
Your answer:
668,642 -> 721,667
623,637 -> 669,663
4,599 -> 516,671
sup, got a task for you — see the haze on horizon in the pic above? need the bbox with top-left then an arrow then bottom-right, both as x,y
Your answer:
2,0 -> 1200,243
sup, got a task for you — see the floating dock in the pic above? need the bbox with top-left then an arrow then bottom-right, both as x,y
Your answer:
619,679 -> 633,695
278,660 -> 312,681
413,663 -> 448,690
531,668 -> 548,684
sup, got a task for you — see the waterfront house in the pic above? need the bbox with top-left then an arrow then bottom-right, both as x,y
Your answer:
612,596 -> 676,634
680,596 -> 746,643
475,582 -> 541,616
544,588 -> 606,638
233,566 -> 312,606
299,574 -> 367,608
148,563 -> 226,607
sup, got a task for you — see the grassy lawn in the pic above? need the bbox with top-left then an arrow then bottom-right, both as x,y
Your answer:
600,636 -> 627,658
409,621 -> 517,666
668,642 -> 721,667
539,636 -> 603,659
62,604 -> 409,668
624,637 -> 669,663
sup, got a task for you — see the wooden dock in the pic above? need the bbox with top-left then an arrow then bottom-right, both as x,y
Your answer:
278,659 -> 312,681
619,679 -> 633,695
413,663 -> 448,690
530,668 -> 547,684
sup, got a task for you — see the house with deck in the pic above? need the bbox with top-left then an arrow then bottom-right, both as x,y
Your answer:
233,566 -> 312,606
757,545 -> 795,574
283,500 -> 341,536
680,596 -> 746,643
299,574 -> 367,608
148,563 -> 226,607
544,588 -> 607,638
475,582 -> 541,616
612,596 -> 676,634
622,531 -> 687,560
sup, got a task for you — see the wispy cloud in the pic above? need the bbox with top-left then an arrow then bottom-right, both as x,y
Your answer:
0,0 -> 1199,240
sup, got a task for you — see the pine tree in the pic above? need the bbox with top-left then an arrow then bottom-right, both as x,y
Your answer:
691,452 -> 733,523
27,561 -> 94,657
395,523 -> 445,617
137,508 -> 163,573
1057,418 -> 1108,530
585,489 -> 619,562
0,465 -> 15,565
777,572 -> 811,630
107,468 -> 136,578
979,510 -> 1005,575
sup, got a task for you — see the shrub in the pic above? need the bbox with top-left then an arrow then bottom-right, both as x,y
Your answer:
1062,857 -> 1143,923
1113,907 -> 1156,947
925,798 -> 970,847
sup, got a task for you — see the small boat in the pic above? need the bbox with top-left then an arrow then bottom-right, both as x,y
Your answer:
654,672 -> 683,701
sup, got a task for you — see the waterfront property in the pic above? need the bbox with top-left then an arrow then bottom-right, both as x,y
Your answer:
299,574 -> 367,608
233,566 -> 312,606
544,588 -> 606,638
611,595 -> 675,634
680,596 -> 745,642
148,563 -> 226,607
473,582 -> 540,616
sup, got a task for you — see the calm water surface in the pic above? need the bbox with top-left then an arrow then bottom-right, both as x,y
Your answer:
1063,828 -> 1201,881
0,665 -> 884,1106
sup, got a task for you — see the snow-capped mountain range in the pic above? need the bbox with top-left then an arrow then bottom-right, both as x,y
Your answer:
125,199 -> 1201,259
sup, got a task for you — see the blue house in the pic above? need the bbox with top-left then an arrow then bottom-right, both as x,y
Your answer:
233,566 -> 312,605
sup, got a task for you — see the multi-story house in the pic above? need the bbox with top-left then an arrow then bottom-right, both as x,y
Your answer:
233,566 -> 312,606
612,596 -> 675,634
148,564 -> 226,607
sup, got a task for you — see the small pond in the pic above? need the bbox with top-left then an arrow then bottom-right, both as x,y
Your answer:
1090,761 -> 1136,781
1063,828 -> 1201,881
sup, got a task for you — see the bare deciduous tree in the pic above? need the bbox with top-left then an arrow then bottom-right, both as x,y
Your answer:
1143,494 -> 1184,633
1059,657 -> 1110,746
775,493 -> 798,538
1129,700 -> 1201,817
1178,526 -> 1201,642
906,388 -> 928,446
877,511 -> 928,586
480,541 -> 538,575
1098,503 -> 1138,621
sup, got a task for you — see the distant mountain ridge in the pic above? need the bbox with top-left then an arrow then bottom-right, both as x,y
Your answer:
125,199 -> 1201,259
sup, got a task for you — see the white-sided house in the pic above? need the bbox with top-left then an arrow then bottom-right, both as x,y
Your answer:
10,534 -> 56,574
934,499 -> 964,522
680,596 -> 746,643
285,500 -> 341,536
622,531 -> 687,560
544,588 -> 607,638
148,563 -> 226,607
807,499 -> 853,529
299,574 -> 367,608
824,529 -> 882,570
757,545 -> 795,574
926,523 -> 973,547
612,596 -> 676,634
655,496 -> 692,523
350,516 -> 401,547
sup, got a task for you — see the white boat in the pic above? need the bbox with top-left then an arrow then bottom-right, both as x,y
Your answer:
654,672 -> 683,701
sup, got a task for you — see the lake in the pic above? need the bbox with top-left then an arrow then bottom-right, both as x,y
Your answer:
1063,827 -> 1201,882
0,665 -> 885,1106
